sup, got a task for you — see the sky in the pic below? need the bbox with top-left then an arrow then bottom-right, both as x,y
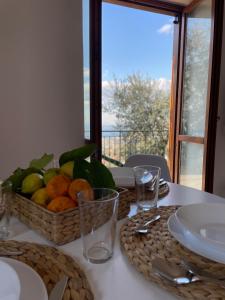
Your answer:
102,3 -> 174,81
83,1 -> 174,131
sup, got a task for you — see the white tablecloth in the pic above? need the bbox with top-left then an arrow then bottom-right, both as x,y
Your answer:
9,183 -> 225,300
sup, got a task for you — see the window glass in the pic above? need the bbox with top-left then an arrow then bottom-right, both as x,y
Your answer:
83,0 -> 90,139
181,0 -> 212,137
179,142 -> 203,190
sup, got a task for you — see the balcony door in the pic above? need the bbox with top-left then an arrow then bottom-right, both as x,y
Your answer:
175,0 -> 223,191
84,0 -> 223,191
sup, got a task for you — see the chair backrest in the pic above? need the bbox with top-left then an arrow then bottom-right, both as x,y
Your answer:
124,154 -> 171,182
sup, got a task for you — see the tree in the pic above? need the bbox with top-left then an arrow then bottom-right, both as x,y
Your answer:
103,73 -> 170,157
182,21 -> 211,137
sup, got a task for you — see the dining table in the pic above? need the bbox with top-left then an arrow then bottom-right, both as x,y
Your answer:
8,182 -> 225,300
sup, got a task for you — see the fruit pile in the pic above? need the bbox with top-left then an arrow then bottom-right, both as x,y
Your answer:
4,144 -> 115,213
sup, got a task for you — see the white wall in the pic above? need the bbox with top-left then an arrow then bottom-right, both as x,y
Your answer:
213,4 -> 225,197
0,0 -> 84,179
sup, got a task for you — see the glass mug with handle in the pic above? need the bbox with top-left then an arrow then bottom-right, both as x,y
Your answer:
133,165 -> 161,211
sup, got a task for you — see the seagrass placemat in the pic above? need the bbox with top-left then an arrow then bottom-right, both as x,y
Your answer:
0,240 -> 94,300
120,206 -> 225,300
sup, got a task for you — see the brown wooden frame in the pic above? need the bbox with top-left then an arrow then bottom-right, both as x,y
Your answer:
88,0 -> 183,164
87,0 -> 224,192
89,0 -> 102,160
204,0 -> 224,191
175,0 -> 224,191
104,0 -> 184,14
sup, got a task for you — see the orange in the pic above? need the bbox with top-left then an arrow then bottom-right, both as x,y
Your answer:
68,178 -> 93,201
46,175 -> 71,199
47,196 -> 77,212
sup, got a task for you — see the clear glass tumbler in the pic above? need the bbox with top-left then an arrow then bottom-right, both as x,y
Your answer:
0,181 -> 12,239
78,188 -> 119,264
133,165 -> 161,211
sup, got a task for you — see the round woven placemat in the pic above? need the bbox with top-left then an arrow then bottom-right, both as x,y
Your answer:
0,240 -> 94,300
120,206 -> 225,300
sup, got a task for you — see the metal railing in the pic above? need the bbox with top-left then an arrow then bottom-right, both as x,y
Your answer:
102,130 -> 168,167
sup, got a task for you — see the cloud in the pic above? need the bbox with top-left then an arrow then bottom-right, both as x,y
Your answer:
157,24 -> 173,35
157,78 -> 171,91
83,67 -> 90,78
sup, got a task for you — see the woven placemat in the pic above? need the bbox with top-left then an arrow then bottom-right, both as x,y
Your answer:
0,240 -> 94,300
120,206 -> 225,300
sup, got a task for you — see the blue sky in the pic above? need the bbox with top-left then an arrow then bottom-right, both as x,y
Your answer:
102,3 -> 174,81
82,1 -> 174,131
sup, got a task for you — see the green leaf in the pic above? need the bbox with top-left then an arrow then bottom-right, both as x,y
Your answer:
59,144 -> 96,166
72,158 -> 116,189
90,159 -> 116,189
4,167 -> 43,192
29,153 -> 54,170
73,159 -> 94,186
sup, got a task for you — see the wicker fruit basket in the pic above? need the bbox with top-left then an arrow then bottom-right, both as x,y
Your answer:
10,187 -> 136,245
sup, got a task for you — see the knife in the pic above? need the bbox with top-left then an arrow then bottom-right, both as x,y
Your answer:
49,275 -> 68,300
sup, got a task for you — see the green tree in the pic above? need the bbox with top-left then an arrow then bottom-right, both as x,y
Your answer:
103,73 -> 170,157
182,21 -> 211,137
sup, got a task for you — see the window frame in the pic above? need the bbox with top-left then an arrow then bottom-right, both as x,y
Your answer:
175,0 -> 224,191
86,0 -> 224,192
88,0 -> 183,164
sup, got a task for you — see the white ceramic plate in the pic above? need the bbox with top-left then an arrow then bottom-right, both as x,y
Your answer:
0,258 -> 48,300
168,212 -> 225,264
109,167 -> 135,187
176,203 -> 225,249
0,260 -> 21,300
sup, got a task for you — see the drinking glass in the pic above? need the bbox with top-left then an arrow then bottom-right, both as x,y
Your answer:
0,181 -> 12,239
133,165 -> 161,211
78,188 -> 119,264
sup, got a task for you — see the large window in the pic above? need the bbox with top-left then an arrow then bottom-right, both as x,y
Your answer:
83,0 -> 223,192
175,0 -> 222,190
101,2 -> 174,167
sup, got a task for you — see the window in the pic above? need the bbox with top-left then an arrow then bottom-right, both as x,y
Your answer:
83,0 -> 223,192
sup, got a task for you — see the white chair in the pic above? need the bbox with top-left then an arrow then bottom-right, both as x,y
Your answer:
124,154 -> 171,182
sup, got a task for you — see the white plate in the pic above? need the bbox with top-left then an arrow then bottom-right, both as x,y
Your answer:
176,203 -> 225,249
0,258 -> 48,300
168,212 -> 225,264
109,167 -> 135,187
0,260 -> 20,300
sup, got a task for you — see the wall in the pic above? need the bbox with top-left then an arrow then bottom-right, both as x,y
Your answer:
0,0 -> 84,179
213,4 -> 225,197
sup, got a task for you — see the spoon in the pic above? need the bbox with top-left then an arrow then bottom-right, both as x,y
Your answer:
181,260 -> 225,283
152,258 -> 225,288
135,214 -> 160,234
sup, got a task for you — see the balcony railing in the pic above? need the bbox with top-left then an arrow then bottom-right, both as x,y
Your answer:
102,130 -> 168,167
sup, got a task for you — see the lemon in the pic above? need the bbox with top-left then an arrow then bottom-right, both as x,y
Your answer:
60,161 -> 74,178
21,173 -> 43,194
31,187 -> 50,207
43,168 -> 60,185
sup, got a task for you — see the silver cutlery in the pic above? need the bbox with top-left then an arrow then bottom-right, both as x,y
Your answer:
135,214 -> 160,234
181,260 -> 225,283
159,180 -> 167,187
148,179 -> 167,192
49,275 -> 69,300
152,258 -> 225,288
